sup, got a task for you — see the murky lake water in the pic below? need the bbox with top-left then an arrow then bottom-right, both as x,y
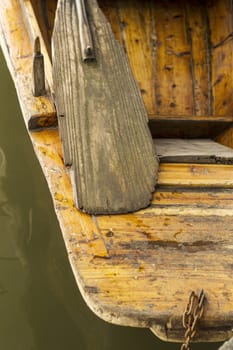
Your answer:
0,49 -> 223,349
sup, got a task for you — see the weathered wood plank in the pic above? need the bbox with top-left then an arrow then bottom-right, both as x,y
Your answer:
52,0 -> 158,214
149,114 -> 233,121
155,138 -> 233,164
153,0 -> 193,116
92,194 -> 233,341
207,0 -> 233,116
158,163 -> 233,188
99,0 -> 123,45
0,0 -> 56,129
216,126 -> 233,149
185,1 -> 210,115
32,37 -> 46,97
2,0 -> 233,343
31,128 -> 233,342
19,0 -> 53,92
151,188 -> 233,208
149,114 -> 233,138
28,0 -> 57,60
117,0 -> 156,115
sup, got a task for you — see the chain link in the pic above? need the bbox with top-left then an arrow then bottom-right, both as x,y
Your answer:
180,290 -> 205,350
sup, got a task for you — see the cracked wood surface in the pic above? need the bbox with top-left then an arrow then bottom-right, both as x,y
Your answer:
32,128 -> 233,343
101,0 -> 233,138
52,0 -> 158,214
0,0 -> 56,128
1,0 -> 233,344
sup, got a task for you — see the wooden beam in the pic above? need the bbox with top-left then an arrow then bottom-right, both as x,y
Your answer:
149,115 -> 233,138
158,163 -> 233,188
149,114 -> 233,121
52,0 -> 158,214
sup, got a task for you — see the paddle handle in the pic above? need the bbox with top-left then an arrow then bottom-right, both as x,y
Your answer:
75,0 -> 95,61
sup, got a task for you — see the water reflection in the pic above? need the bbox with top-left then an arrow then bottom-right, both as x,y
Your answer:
0,49 -> 221,349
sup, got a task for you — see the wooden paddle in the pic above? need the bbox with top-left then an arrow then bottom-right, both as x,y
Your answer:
52,0 -> 158,214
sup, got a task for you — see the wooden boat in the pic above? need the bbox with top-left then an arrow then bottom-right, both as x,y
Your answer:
1,0 -> 233,346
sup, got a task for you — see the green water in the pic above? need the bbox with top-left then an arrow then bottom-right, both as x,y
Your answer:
0,49 -> 222,349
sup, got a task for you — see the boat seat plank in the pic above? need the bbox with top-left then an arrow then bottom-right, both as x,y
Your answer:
52,0 -> 158,214
149,115 -> 233,138
158,163 -> 233,188
155,138 -> 233,164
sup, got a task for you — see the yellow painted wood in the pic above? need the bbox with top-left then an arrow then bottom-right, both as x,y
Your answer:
207,0 -> 233,116
117,0 -> 156,115
158,163 -> 233,187
0,0 -> 56,129
153,0 -> 194,116
31,128 -> 233,343
19,0 -> 53,91
29,0 -> 57,59
101,0 -> 233,133
185,2 -> 209,115
99,0 -> 123,45
1,0 -> 233,344
217,126 -> 233,149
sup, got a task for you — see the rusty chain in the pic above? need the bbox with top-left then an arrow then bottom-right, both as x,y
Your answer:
180,290 -> 205,350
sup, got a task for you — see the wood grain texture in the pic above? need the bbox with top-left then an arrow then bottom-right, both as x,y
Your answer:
2,0 -> 233,343
185,1 -> 210,115
29,0 -> 57,60
0,0 -> 56,129
158,163 -> 233,188
149,115 -> 233,138
116,0 -> 156,115
100,0 -> 233,139
52,0 -> 158,214
32,37 -> 46,97
19,0 -> 54,93
207,0 -> 233,116
98,0 -> 123,44
155,138 -> 233,164
32,128 -> 233,342
217,126 -> 233,149
153,0 -> 194,116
